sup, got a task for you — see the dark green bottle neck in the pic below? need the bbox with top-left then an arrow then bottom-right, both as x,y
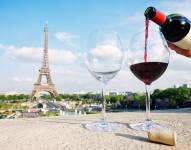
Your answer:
144,6 -> 167,26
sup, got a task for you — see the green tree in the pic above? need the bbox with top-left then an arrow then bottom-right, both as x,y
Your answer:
55,96 -> 62,101
176,87 -> 190,106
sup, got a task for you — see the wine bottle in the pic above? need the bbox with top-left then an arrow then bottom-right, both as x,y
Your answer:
144,6 -> 191,50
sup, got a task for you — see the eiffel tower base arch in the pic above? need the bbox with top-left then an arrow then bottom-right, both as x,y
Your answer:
31,84 -> 58,101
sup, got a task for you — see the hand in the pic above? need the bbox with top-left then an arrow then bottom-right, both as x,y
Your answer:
167,42 -> 191,57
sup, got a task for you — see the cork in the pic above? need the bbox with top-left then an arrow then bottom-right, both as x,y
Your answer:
148,128 -> 177,146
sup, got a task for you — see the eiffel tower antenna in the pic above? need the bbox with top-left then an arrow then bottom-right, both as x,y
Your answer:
31,23 -> 58,101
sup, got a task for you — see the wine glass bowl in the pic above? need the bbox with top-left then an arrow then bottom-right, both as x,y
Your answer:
129,29 -> 169,67
128,28 -> 170,131
85,30 -> 123,77
84,30 -> 124,132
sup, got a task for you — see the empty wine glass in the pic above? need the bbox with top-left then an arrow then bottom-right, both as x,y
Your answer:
128,26 -> 170,131
84,29 -> 124,132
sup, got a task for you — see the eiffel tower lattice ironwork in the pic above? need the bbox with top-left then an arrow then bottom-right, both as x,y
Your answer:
31,24 -> 58,100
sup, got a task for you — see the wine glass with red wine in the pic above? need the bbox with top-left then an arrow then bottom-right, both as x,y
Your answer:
84,29 -> 124,132
128,22 -> 170,131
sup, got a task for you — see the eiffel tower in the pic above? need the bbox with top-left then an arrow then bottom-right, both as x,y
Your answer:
31,23 -> 58,100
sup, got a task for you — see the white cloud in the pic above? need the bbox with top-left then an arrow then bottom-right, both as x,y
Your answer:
12,76 -> 33,83
50,49 -> 77,64
161,0 -> 191,19
55,32 -> 79,48
168,52 -> 191,71
1,44 -> 77,64
84,44 -> 124,72
91,44 -> 123,60
5,46 -> 41,62
55,32 -> 78,41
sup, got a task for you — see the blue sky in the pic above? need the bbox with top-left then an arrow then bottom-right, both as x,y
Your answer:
0,0 -> 191,93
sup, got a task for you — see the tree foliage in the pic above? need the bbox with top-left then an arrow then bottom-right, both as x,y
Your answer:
0,94 -> 29,102
151,87 -> 191,108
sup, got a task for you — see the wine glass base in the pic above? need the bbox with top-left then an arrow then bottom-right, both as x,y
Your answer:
85,120 -> 121,132
129,120 -> 166,132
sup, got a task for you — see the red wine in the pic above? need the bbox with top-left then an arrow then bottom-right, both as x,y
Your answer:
144,6 -> 191,49
130,62 -> 168,85
144,17 -> 149,62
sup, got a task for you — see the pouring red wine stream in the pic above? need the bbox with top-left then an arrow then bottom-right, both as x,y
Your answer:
144,17 -> 149,62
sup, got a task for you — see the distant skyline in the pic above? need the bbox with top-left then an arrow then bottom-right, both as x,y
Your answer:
0,0 -> 191,93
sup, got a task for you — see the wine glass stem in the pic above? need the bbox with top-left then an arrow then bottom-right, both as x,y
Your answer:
145,84 -> 151,121
101,83 -> 107,122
